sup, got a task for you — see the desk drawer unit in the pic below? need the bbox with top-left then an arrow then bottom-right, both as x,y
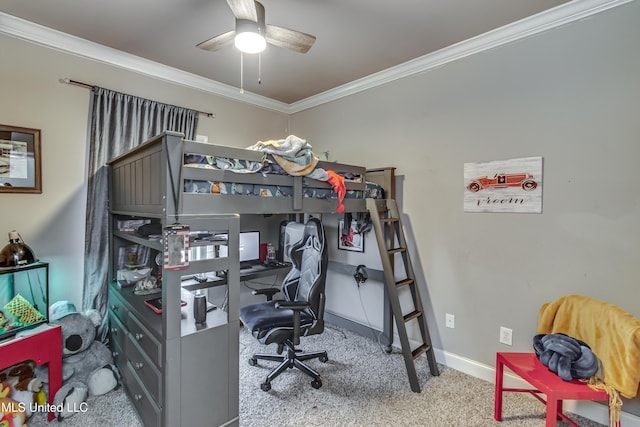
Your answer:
126,334 -> 162,403
107,207 -> 241,427
127,312 -> 162,368
109,312 -> 128,354
110,335 -> 126,369
109,290 -> 130,326
123,361 -> 161,427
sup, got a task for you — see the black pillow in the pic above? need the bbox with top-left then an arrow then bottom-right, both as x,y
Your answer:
533,333 -> 599,381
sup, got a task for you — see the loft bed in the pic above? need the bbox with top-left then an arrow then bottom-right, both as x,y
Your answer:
107,132 -> 400,427
108,131 -> 394,217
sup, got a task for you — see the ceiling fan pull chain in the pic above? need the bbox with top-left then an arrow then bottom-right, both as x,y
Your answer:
240,52 -> 244,94
258,53 -> 262,85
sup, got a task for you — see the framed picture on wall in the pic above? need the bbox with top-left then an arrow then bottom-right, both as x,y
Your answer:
0,124 -> 42,194
463,156 -> 542,213
338,219 -> 365,252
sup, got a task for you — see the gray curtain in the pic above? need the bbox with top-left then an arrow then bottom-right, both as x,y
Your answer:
83,87 -> 199,331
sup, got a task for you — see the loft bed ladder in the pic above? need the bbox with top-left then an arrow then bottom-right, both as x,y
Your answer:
366,198 -> 439,392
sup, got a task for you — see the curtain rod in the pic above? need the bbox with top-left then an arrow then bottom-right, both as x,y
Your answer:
60,78 -> 216,118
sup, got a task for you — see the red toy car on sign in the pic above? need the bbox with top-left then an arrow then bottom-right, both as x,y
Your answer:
466,173 -> 537,192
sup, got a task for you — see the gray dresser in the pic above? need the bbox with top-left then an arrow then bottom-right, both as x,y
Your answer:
108,214 -> 240,427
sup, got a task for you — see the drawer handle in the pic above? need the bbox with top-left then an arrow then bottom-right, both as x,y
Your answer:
135,333 -> 144,341
111,304 -> 119,311
134,394 -> 143,401
134,362 -> 144,370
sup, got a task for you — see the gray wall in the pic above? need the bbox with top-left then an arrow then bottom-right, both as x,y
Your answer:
0,35 -> 289,307
1,0 -> 638,420
291,1 -> 640,415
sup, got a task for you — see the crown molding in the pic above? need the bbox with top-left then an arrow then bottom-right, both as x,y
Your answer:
288,0 -> 633,113
0,0 -> 632,115
0,12 -> 290,114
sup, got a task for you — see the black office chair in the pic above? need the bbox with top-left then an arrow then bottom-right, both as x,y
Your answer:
239,218 -> 329,391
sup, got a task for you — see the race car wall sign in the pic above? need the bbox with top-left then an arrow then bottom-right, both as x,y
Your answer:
463,156 -> 542,213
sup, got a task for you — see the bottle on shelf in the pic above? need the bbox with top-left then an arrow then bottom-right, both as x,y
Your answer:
266,243 -> 276,262
193,291 -> 207,324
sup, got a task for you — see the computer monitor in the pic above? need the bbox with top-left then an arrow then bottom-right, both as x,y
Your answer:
218,231 -> 260,267
239,231 -> 260,264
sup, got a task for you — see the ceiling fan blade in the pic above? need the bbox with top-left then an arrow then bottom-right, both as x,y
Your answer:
196,30 -> 236,52
266,25 -> 316,54
227,0 -> 258,21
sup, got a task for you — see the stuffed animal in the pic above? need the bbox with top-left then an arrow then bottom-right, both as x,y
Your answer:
0,396 -> 26,427
0,361 -> 45,418
37,301 -> 119,420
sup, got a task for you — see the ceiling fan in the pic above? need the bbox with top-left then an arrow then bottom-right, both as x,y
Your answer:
197,0 -> 316,54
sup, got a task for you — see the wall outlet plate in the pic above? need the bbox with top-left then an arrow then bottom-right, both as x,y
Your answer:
445,313 -> 455,328
499,326 -> 513,346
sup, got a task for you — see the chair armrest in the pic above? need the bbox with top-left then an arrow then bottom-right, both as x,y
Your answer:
252,288 -> 280,301
275,301 -> 309,311
275,301 -> 309,345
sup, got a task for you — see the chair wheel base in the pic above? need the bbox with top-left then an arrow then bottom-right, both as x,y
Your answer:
249,341 -> 328,391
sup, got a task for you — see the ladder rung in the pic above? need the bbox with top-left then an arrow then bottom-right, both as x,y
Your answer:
396,278 -> 414,288
380,217 -> 399,223
387,247 -> 406,255
403,310 -> 423,323
412,343 -> 431,359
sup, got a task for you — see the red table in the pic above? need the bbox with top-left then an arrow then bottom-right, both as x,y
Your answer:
0,324 -> 62,422
494,352 -> 615,427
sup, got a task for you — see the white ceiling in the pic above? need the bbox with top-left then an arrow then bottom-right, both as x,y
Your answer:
1,0 -> 575,105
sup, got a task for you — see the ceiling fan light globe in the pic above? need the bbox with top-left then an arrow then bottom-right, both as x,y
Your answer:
235,32 -> 266,53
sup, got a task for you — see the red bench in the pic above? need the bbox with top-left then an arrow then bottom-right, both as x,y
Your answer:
494,352 -> 616,427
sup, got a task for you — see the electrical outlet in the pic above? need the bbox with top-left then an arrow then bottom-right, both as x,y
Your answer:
499,327 -> 513,346
445,313 -> 455,328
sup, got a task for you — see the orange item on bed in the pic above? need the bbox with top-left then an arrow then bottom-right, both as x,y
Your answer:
325,170 -> 346,213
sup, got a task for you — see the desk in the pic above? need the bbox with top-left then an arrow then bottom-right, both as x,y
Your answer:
180,262 -> 291,292
239,262 -> 291,282
0,324 -> 62,422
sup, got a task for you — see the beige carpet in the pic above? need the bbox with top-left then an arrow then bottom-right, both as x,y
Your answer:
27,325 -> 604,426
237,325 -> 604,427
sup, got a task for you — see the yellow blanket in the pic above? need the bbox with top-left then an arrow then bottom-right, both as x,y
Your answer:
538,294 -> 640,399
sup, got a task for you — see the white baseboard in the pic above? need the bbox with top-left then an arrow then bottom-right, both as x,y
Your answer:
433,348 -> 640,426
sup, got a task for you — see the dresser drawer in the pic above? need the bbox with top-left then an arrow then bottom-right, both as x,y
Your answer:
123,361 -> 161,427
127,312 -> 162,367
126,334 -> 162,403
108,312 -> 128,353
109,333 -> 126,369
109,288 -> 130,326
